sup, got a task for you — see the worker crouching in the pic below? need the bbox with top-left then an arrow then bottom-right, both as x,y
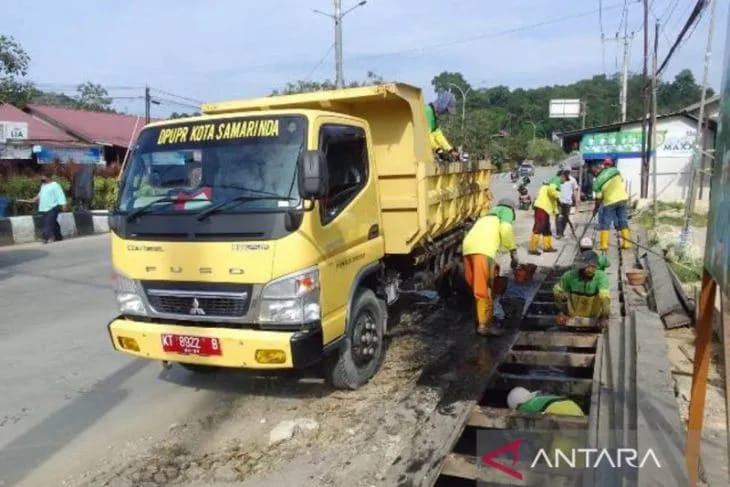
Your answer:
553,250 -> 611,328
462,199 -> 519,336
529,175 -> 564,255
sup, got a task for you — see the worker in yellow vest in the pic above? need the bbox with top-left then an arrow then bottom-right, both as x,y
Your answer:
462,199 -> 519,336
592,159 -> 631,250
528,175 -> 564,255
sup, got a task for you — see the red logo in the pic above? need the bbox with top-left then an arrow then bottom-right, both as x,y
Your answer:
481,438 -> 524,480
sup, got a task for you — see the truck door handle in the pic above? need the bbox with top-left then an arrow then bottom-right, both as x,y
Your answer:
368,224 -> 379,240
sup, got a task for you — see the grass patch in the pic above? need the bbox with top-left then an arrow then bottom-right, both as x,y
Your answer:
669,261 -> 703,283
634,203 -> 707,229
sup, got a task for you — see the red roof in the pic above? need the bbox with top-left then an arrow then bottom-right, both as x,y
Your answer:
27,105 -> 148,148
0,103 -> 80,144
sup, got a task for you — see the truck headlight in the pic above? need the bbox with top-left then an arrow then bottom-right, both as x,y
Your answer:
258,267 -> 320,324
112,270 -> 147,316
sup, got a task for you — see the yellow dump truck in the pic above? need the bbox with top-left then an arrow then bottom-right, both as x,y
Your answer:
108,83 -> 491,389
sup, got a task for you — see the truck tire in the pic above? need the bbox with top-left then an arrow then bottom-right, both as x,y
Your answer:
325,289 -> 386,390
179,363 -> 219,374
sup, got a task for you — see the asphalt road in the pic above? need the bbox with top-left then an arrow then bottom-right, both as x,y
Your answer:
0,166 -> 556,486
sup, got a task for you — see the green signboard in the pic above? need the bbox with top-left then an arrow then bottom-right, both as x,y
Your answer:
580,130 -> 644,156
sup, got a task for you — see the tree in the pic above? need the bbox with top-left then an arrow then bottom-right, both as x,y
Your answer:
0,35 -> 34,106
75,82 -> 113,111
431,71 -> 471,98
272,71 -> 384,95
169,111 -> 201,119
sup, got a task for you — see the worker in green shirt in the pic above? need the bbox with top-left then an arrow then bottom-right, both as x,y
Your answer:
553,250 -> 610,328
425,90 -> 459,162
507,386 -> 584,416
24,174 -> 67,243
592,159 -> 631,251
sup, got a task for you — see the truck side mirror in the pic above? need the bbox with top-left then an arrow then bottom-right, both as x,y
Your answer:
298,150 -> 328,199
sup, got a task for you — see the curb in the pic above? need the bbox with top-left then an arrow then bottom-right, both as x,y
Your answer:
0,211 -> 109,246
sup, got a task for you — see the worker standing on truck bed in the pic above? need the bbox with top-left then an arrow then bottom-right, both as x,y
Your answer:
553,250 -> 610,328
592,158 -> 631,251
425,90 -> 460,162
528,175 -> 563,255
462,199 -> 519,336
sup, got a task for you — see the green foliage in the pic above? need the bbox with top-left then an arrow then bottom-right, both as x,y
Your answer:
169,111 -> 201,119
271,71 -> 384,95
527,139 -> 565,165
0,34 -> 34,105
0,174 -> 118,215
75,82 -> 113,112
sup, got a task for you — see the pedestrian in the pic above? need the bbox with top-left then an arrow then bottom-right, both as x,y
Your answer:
24,174 -> 67,243
528,175 -> 563,255
591,158 -> 631,250
556,169 -> 579,239
462,199 -> 519,336
552,250 -> 610,328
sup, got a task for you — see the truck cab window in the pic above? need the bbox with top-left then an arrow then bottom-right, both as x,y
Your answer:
319,125 -> 368,224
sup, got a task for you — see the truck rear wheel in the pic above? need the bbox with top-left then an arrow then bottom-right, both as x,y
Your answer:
325,289 -> 386,389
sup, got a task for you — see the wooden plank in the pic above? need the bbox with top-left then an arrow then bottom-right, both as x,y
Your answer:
633,307 -> 689,486
467,405 -> 588,430
506,350 -> 595,368
494,374 -> 593,397
440,452 -> 578,485
644,244 -> 692,328
514,331 -> 598,349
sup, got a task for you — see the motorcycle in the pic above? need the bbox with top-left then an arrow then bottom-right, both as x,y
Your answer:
510,169 -> 519,183
517,184 -> 532,210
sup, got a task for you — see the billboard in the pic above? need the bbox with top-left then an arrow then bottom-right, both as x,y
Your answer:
549,99 -> 581,118
704,29 -> 730,296
0,121 -> 29,143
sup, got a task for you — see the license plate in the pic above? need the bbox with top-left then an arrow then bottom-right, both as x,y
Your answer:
161,334 -> 222,356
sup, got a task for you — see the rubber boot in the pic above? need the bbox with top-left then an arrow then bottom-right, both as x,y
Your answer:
528,234 -> 541,255
543,235 -> 558,253
598,230 -> 609,251
620,228 -> 632,249
476,298 -> 490,335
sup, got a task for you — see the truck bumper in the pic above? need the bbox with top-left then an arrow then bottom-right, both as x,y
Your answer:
107,317 -> 324,369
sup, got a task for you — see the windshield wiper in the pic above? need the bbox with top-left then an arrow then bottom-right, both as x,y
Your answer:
196,194 -> 295,221
126,197 -> 180,222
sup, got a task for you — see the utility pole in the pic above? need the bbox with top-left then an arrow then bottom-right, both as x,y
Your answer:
681,0 -> 716,251
651,21 -> 659,227
314,1 -> 367,89
640,0 -> 650,198
581,100 -> 587,129
145,85 -> 151,123
620,33 -> 633,122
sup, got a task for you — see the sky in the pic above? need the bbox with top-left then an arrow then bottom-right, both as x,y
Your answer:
2,0 -> 728,117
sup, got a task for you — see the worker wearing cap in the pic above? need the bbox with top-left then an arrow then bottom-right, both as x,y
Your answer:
553,250 -> 611,327
425,90 -> 460,161
462,199 -> 519,336
528,174 -> 564,255
592,159 -> 631,251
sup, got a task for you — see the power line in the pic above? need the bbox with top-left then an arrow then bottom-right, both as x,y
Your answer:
149,87 -> 202,104
303,43 -> 335,81
657,0 -> 709,76
617,0 -> 630,35
150,97 -> 200,110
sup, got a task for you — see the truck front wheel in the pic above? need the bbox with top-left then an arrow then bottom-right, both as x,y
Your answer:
325,289 -> 386,389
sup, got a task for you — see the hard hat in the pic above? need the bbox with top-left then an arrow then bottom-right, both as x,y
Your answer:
507,386 -> 539,410
579,237 -> 593,250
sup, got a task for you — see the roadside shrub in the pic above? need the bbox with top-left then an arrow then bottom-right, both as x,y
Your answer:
93,177 -> 118,210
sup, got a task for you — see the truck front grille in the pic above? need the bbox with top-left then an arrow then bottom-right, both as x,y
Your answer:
142,282 -> 252,319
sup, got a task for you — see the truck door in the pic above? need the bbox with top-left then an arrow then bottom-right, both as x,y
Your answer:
315,122 -> 383,343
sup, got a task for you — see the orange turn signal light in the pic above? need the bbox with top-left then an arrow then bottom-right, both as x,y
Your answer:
117,336 -> 140,352
255,349 -> 286,364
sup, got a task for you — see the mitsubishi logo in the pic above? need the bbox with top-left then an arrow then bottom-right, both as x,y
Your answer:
189,298 -> 206,315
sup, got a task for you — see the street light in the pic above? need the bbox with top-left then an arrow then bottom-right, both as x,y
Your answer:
447,82 -> 471,147
313,1 -> 368,89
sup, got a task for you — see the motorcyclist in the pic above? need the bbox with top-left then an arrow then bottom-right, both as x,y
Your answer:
425,90 -> 460,162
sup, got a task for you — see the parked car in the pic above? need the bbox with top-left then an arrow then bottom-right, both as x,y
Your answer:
519,161 -> 535,177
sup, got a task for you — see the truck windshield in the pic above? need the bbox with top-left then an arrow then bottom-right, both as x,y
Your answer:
117,115 -> 306,215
